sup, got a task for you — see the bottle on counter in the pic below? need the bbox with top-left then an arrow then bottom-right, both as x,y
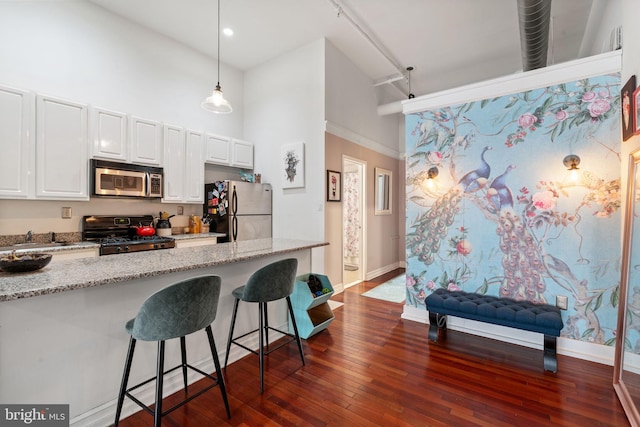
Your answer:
189,215 -> 201,234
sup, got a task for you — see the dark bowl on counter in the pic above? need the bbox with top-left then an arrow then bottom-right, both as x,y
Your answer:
0,253 -> 52,273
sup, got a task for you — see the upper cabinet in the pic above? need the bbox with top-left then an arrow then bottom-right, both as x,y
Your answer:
91,107 -> 128,161
0,85 -> 34,199
204,133 -> 230,165
35,95 -> 89,200
130,116 -> 162,166
162,126 -> 204,204
162,124 -> 185,202
184,130 -> 204,203
230,139 -> 254,169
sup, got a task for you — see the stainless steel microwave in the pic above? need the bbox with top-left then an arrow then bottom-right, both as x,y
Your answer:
91,159 -> 163,198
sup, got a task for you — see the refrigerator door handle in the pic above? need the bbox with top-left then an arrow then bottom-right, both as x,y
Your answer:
232,186 -> 238,215
232,215 -> 238,241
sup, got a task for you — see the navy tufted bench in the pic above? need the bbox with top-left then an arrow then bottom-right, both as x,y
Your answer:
425,289 -> 564,372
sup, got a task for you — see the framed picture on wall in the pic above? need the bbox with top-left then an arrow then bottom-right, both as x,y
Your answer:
622,75 -> 636,140
327,170 -> 341,202
634,85 -> 640,136
282,142 -> 305,188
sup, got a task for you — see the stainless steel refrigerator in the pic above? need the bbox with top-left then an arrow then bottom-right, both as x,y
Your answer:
204,181 -> 272,242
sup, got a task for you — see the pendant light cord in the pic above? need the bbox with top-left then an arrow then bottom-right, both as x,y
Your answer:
217,0 -> 221,87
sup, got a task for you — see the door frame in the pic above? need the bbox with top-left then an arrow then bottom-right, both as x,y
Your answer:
342,155 -> 366,287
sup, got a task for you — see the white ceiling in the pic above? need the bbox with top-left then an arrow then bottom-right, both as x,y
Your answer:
89,0 -> 598,103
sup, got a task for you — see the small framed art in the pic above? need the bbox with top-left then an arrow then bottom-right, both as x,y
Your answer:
282,142 -> 305,188
327,170 -> 341,202
622,75 -> 636,141
634,85 -> 640,136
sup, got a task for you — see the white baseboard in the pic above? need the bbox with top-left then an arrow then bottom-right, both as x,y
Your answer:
401,305 -> 615,366
365,262 -> 403,281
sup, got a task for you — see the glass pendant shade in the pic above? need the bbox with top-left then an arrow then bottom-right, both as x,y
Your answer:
201,84 -> 232,113
202,0 -> 232,114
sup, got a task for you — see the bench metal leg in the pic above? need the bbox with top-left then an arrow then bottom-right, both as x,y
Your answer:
543,334 -> 558,372
428,312 -> 446,341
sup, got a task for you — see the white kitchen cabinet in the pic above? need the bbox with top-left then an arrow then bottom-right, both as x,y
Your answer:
130,116 -> 162,166
162,124 -> 185,202
204,133 -> 230,165
36,94 -> 89,200
184,130 -> 205,203
0,85 -> 34,199
90,107 -> 128,161
231,138 -> 254,169
162,127 -> 204,204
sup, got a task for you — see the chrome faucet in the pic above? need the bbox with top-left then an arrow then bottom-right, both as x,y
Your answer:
25,230 -> 33,243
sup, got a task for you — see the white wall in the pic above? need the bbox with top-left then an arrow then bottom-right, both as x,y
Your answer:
324,41 -> 401,158
0,1 -> 245,235
243,39 -> 326,271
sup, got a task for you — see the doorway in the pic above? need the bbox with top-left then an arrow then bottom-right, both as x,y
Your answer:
342,156 -> 366,287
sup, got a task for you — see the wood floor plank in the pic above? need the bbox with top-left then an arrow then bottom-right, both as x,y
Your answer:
116,269 -> 629,426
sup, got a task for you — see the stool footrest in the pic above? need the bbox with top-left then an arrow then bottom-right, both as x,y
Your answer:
125,363 -> 223,418
230,326 -> 299,356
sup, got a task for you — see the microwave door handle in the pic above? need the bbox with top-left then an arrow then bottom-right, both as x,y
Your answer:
144,172 -> 151,197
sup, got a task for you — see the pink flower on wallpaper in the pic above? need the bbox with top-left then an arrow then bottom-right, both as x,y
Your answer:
447,282 -> 460,292
427,280 -> 436,290
555,110 -> 568,121
456,240 -> 472,256
427,151 -> 444,164
582,91 -> 597,102
518,113 -> 537,128
406,275 -> 416,288
588,99 -> 611,118
532,190 -> 557,210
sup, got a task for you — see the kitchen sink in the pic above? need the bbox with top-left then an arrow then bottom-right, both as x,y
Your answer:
0,242 -> 74,252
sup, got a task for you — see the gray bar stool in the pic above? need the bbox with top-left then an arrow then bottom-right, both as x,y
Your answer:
224,258 -> 305,393
114,275 -> 231,427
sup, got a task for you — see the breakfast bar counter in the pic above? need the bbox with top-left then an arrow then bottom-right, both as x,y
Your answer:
0,238 -> 327,301
0,238 -> 327,426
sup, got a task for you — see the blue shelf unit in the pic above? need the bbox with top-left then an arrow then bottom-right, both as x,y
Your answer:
288,273 -> 335,339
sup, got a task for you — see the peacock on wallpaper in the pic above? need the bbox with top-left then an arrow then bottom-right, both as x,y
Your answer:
405,72 -> 622,346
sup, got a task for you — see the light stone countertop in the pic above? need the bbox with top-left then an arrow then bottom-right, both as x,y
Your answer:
0,238 -> 328,302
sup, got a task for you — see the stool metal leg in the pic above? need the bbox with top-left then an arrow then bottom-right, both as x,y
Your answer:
206,325 -> 231,419
286,296 -> 305,366
154,340 -> 165,427
114,337 -> 136,426
180,336 -> 188,391
264,301 -> 270,352
258,301 -> 265,393
224,297 -> 240,369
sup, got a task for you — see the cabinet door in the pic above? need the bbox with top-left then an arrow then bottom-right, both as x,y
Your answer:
0,85 -> 34,199
184,130 -> 204,203
36,95 -> 89,200
130,116 -> 162,166
231,139 -> 254,169
91,107 -> 127,161
204,133 -> 230,165
162,124 -> 185,202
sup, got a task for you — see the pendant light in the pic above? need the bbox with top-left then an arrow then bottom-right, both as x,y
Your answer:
202,0 -> 232,113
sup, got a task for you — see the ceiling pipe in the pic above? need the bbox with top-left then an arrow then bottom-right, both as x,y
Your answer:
517,0 -> 551,71
378,0 -> 553,116
326,0 -> 408,94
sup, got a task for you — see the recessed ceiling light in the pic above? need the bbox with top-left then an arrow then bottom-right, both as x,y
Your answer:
223,27 -> 233,37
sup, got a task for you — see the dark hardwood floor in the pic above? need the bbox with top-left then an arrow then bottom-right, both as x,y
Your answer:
117,269 -> 629,426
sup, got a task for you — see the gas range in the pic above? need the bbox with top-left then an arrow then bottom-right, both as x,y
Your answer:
82,215 -> 175,256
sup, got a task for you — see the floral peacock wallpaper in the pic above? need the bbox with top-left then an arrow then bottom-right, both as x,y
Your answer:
405,72 -> 622,346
